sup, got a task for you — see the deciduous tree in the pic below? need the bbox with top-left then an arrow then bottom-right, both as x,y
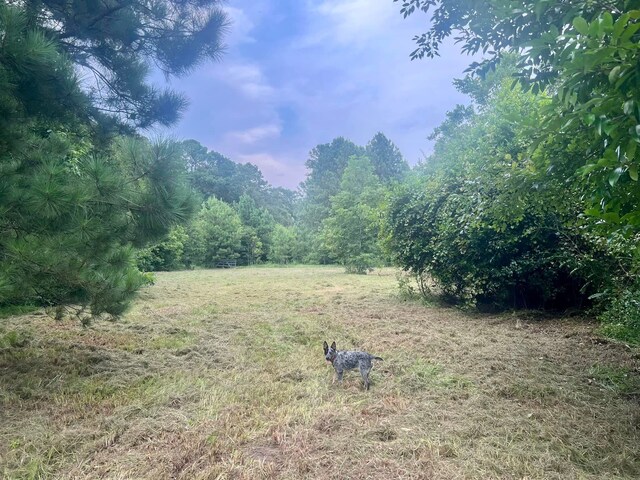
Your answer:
396,0 -> 640,231
322,156 -> 386,274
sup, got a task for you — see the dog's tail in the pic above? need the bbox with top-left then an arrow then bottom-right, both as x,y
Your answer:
373,356 -> 384,361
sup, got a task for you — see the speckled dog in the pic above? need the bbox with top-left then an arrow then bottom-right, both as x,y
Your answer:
323,340 -> 383,390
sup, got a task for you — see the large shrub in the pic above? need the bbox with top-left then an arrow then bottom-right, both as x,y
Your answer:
385,78 -> 593,309
386,174 -> 587,309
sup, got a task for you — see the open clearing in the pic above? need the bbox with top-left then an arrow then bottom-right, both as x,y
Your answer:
1,267 -> 639,479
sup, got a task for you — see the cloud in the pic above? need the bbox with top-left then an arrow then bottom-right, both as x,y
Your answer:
225,6 -> 256,45
227,123 -> 282,144
314,0 -> 392,45
271,0 -> 472,164
163,0 -> 477,188
213,62 -> 276,100
236,153 -> 307,188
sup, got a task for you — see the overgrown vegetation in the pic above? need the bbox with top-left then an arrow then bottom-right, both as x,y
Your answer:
3,2 -> 640,475
388,1 -> 640,341
137,132 -> 406,274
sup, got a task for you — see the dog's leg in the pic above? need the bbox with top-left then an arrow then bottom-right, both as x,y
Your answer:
360,364 -> 372,390
336,370 -> 343,385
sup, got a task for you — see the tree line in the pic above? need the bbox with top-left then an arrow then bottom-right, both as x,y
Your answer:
2,0 -> 639,344
137,132 -> 408,274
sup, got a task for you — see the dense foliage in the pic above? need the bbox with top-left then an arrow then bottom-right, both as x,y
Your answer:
386,78 -> 589,308
136,139 -> 301,269
138,133 -> 406,273
5,0 -> 639,346
393,1 -> 640,340
397,0 -> 640,232
0,1 -> 222,319
322,156 -> 387,273
298,133 -> 408,265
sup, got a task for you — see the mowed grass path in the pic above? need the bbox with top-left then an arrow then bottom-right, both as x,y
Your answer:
1,267 -> 639,479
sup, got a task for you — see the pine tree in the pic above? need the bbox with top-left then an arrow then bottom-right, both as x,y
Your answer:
0,4 -> 196,319
299,137 -> 364,262
0,132 -> 195,318
25,0 -> 229,128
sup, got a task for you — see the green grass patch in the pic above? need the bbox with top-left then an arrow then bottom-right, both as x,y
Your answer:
599,322 -> 640,345
0,328 -> 32,348
598,288 -> 640,345
0,304 -> 39,318
587,365 -> 640,395
149,329 -> 195,350
402,357 -> 472,392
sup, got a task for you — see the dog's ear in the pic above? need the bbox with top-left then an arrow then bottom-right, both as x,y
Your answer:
323,341 -> 328,354
330,341 -> 336,351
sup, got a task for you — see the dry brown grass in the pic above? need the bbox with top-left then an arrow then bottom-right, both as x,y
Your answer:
1,266 -> 639,479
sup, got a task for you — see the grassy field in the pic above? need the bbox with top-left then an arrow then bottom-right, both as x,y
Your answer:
1,267 -> 639,479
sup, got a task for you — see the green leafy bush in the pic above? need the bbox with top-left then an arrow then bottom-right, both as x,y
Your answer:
385,75 -> 592,309
137,226 -> 189,272
599,288 -> 640,345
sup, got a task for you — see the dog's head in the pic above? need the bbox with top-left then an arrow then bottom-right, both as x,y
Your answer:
323,340 -> 337,363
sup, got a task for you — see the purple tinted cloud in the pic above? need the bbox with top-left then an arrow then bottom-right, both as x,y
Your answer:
153,0 -> 474,189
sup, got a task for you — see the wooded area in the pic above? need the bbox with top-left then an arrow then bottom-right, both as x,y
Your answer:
1,0 -> 640,345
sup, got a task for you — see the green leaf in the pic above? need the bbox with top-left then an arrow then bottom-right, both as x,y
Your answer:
620,22 -> 640,43
627,139 -> 638,159
613,14 -> 630,39
602,212 -> 620,223
583,113 -> 596,126
578,163 -> 598,175
561,117 -> 576,130
624,100 -> 635,116
581,48 -> 617,70
629,165 -> 639,181
609,168 -> 622,186
603,122 -> 616,136
604,148 -> 618,162
584,208 -> 601,217
572,16 -> 589,35
609,65 -> 621,84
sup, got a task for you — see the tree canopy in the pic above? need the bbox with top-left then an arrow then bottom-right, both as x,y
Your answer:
397,0 -> 640,232
0,1 -> 226,319
322,155 -> 387,273
24,0 -> 229,128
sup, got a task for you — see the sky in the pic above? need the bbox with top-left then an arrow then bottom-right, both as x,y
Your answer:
154,0 -> 474,189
